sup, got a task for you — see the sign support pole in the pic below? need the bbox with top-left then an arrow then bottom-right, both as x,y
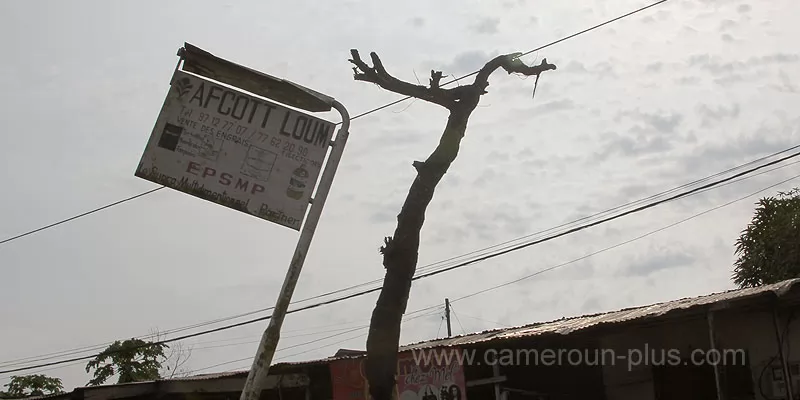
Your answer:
240,100 -> 350,400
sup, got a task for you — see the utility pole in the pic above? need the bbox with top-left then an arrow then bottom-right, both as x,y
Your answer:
445,298 -> 452,338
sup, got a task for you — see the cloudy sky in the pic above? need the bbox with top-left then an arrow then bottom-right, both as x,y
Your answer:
1,0 -> 799,392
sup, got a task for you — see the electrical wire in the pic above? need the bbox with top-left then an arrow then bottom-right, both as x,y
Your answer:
448,172 -> 800,305
190,307 -> 441,374
0,0 -> 705,369
0,307 -> 442,383
170,325 -> 380,352
272,308 -> 441,363
263,145 -> 800,308
0,0 -> 673,249
4,147 -> 799,371
2,163 -> 792,381
0,0 -> 685,367
455,313 -> 511,328
16,130 -> 787,370
344,0 -> 671,122
3,154 -> 795,375
408,147 -> 800,277
0,187 -> 164,246
409,150 -> 800,283
0,304 -> 440,375
449,305 -> 467,335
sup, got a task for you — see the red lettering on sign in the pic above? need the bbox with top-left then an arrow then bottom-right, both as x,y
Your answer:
187,166 -> 264,196
187,162 -> 200,175
219,173 -> 232,186
235,179 -> 249,192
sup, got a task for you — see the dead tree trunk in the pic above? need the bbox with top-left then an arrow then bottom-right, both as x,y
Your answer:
349,50 -> 556,400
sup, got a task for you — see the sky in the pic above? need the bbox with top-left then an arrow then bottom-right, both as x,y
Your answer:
1,0 -> 799,392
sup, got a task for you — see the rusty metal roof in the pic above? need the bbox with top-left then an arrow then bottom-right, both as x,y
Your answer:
23,280 -> 797,400
398,278 -> 800,351
170,370 -> 248,381
269,278 -> 800,367
81,279 -> 795,382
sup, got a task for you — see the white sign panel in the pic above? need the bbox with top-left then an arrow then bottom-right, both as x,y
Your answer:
135,70 -> 334,230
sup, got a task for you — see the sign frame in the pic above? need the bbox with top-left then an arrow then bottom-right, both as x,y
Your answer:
133,43 -> 351,400
135,68 -> 335,231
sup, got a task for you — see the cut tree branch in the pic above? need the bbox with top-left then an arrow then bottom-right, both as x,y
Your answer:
474,53 -> 557,93
349,50 -> 460,109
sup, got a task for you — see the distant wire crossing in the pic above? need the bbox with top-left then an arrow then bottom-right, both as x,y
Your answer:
0,305 -> 441,375
0,0 -> 672,248
445,173 -> 800,305
2,146 -> 798,375
166,168 -> 800,375
190,308 -> 442,374
3,145 -> 799,369
7,144 -> 799,371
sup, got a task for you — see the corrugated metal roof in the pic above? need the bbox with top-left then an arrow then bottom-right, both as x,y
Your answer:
270,278 -> 800,367
169,370 -> 248,381
24,280 -> 797,398
3,393 -> 70,400
398,278 -> 798,351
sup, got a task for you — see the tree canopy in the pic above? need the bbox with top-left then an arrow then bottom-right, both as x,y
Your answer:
85,339 -> 167,386
733,188 -> 800,287
2,374 -> 63,398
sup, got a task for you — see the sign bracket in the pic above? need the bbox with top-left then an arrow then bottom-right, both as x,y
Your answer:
239,99 -> 350,400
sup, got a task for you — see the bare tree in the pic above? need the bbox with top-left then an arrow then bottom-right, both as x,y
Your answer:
348,50 -> 556,400
162,340 -> 193,379
150,329 -> 194,379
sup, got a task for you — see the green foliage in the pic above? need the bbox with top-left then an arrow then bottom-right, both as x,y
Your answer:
733,188 -> 800,287
85,339 -> 168,386
3,374 -> 63,397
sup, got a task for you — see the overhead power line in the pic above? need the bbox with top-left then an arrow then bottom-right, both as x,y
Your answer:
410,149 -> 800,282
210,170 -> 800,374
448,172 -> 800,305
11,119 -> 792,369
5,145 -> 799,370
4,160 -> 790,379
130,307 -> 442,376
222,307 -> 443,373
0,0 -> 681,368
0,0 -> 671,249
449,305 -> 467,335
3,148 -> 797,375
0,187 -> 164,246
347,0 -> 670,121
4,146 -> 798,369
410,147 -> 800,269
8,155 -> 796,374
0,304 -> 440,375
455,313 -> 511,328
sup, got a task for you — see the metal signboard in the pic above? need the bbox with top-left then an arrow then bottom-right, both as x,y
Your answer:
135,70 -> 335,230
